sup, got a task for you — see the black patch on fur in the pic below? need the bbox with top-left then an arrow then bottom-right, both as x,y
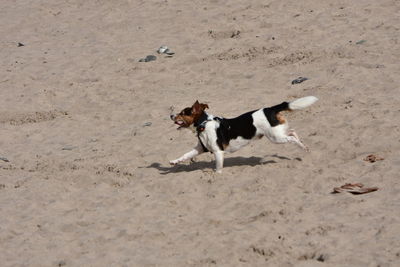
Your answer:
198,138 -> 209,152
195,112 -> 212,153
194,112 -> 209,130
216,111 -> 257,150
181,108 -> 192,116
263,102 -> 289,127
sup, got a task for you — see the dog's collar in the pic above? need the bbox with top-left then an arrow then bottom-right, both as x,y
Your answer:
195,112 -> 222,133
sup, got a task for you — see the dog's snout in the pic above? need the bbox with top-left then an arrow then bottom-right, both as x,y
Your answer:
170,114 -> 175,120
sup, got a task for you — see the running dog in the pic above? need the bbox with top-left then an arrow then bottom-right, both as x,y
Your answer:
170,96 -> 318,173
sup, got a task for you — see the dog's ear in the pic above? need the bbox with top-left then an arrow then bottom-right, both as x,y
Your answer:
200,103 -> 209,110
192,101 -> 209,114
191,100 -> 202,114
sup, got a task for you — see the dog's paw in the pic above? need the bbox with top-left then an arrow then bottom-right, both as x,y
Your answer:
169,160 -> 178,166
215,169 -> 223,174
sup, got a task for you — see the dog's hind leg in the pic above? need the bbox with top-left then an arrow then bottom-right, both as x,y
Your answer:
288,129 -> 309,151
266,126 -> 309,151
269,134 -> 308,151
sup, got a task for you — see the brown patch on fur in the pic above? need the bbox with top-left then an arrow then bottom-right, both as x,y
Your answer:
276,112 -> 286,124
172,100 -> 209,128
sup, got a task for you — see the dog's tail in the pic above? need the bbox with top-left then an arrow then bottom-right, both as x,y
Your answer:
288,96 -> 318,110
269,96 -> 318,113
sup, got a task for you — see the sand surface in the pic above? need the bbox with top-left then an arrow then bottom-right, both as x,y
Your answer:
1,0 -> 400,266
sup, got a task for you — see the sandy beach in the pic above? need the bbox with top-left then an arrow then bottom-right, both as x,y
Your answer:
1,0 -> 400,266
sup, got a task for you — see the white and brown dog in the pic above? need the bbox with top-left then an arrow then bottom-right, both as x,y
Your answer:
170,96 -> 318,173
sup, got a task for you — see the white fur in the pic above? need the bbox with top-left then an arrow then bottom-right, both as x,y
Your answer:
224,137 -> 251,153
289,96 -> 318,110
169,143 -> 204,165
200,120 -> 221,152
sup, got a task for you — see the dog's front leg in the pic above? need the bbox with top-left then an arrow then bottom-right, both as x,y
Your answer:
214,151 -> 224,173
170,143 -> 204,165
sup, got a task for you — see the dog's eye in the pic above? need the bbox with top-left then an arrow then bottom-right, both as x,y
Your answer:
182,108 -> 192,115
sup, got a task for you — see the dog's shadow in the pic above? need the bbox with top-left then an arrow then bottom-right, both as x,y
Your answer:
145,154 -> 298,174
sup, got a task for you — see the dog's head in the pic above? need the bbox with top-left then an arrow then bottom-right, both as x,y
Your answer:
170,100 -> 209,129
